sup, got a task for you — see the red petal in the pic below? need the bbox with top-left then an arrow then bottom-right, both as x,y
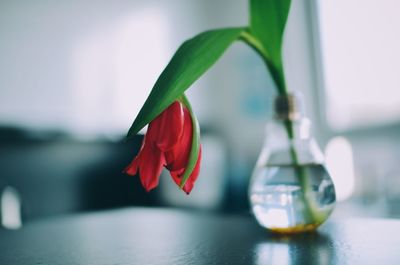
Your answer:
124,134 -> 148,176
170,168 -> 185,186
124,155 -> 140,176
152,102 -> 184,151
169,146 -> 202,194
124,131 -> 165,191
165,106 -> 192,171
182,146 -> 202,194
138,143 -> 166,192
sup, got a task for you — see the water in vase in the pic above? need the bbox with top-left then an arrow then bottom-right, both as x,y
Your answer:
249,164 -> 335,233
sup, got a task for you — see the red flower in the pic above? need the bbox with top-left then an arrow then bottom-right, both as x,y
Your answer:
125,101 -> 201,194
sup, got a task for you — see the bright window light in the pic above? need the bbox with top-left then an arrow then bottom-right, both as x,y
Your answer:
318,0 -> 400,130
70,8 -> 170,138
1,187 -> 22,230
325,136 -> 355,201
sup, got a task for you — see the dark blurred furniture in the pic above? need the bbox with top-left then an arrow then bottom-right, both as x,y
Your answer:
0,127 -> 157,221
0,208 -> 399,264
0,126 -> 248,223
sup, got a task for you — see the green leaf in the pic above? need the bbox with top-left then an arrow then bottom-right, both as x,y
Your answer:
127,27 -> 243,138
249,0 -> 291,93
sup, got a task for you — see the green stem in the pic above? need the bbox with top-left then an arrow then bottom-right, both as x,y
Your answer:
241,30 -> 326,225
284,120 -> 316,223
240,30 -> 287,95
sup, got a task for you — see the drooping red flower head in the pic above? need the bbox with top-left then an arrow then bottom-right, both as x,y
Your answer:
124,101 -> 201,194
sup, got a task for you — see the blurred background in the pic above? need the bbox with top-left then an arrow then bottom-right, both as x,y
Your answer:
1,0 -> 400,229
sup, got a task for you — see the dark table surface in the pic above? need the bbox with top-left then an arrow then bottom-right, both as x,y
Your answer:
0,208 -> 399,265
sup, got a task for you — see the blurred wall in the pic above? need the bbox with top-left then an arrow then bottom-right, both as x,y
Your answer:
3,0 -> 399,220
0,0 -> 329,218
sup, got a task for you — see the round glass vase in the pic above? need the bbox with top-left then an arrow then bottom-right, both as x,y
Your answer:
249,94 -> 336,234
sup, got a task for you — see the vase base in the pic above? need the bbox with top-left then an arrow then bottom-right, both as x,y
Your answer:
268,223 -> 321,234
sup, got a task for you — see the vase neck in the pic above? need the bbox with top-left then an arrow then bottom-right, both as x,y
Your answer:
274,93 -> 304,121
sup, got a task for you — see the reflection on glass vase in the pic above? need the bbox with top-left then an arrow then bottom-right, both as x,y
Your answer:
249,93 -> 336,233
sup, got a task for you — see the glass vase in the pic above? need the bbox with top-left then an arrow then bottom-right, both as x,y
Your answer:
249,93 -> 336,233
